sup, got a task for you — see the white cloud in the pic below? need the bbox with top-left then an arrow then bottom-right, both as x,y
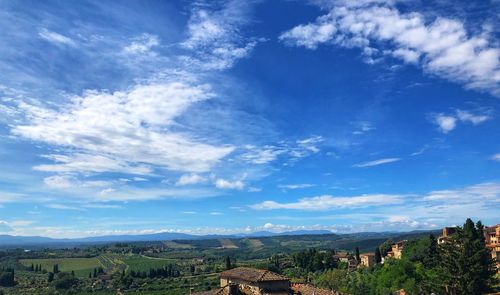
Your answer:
240,136 -> 323,165
46,203 -> 85,211
176,173 -> 207,186
82,203 -> 122,209
181,1 -> 258,70
492,154 -> 500,161
133,177 -> 148,182
240,146 -> 285,164
247,187 -> 262,192
278,183 -> 315,190
251,194 -> 404,211
34,154 -> 153,175
456,110 -> 490,125
215,178 -> 245,190
353,157 -> 400,167
434,114 -> 457,133
13,82 -> 234,175
38,28 -> 76,46
433,109 -> 491,133
280,1 -> 500,96
123,34 -> 159,55
43,175 -> 110,189
209,211 -> 223,215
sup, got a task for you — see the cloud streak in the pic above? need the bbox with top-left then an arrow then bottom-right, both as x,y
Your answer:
353,157 -> 400,167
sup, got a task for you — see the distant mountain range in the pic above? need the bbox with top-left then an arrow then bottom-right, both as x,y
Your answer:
0,230 -> 334,247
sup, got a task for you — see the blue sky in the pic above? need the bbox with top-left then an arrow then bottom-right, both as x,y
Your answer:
0,0 -> 499,238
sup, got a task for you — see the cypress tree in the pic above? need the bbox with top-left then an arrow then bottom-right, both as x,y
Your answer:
48,272 -> 54,283
355,247 -> 360,263
374,247 -> 382,264
225,256 -> 231,270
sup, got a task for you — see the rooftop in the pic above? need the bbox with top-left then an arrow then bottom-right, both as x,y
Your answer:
220,267 -> 288,283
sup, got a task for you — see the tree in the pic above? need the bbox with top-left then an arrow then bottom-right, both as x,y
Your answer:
439,218 -> 496,294
53,264 -> 59,274
375,247 -> 382,264
30,263 -> 34,271
48,272 -> 54,283
355,247 -> 361,263
225,256 -> 231,270
0,269 -> 14,287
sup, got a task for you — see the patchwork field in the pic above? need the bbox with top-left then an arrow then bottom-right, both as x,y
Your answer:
219,239 -> 238,249
19,257 -> 103,277
123,255 -> 176,272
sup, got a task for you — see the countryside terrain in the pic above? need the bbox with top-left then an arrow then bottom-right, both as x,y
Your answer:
0,230 -> 437,294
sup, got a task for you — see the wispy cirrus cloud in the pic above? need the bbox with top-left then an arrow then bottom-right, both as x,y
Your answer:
278,183 -> 315,190
280,0 -> 500,96
352,157 -> 400,168
181,0 -> 259,70
251,194 -> 404,211
38,28 -> 76,47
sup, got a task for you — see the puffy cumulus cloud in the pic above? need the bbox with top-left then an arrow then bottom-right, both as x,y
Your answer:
280,1 -> 500,96
432,109 -> 491,133
434,114 -> 457,133
352,157 -> 400,168
251,194 -> 404,210
13,82 -> 234,175
181,0 -> 259,70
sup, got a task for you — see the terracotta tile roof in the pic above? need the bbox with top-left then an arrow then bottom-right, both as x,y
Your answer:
291,284 -> 341,295
220,267 -> 288,282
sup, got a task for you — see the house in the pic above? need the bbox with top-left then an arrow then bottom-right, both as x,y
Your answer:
386,241 -> 406,259
332,253 -> 357,271
218,267 -> 291,294
291,283 -> 344,295
359,253 -> 376,268
484,224 -> 500,274
193,267 -> 344,295
438,227 -> 458,244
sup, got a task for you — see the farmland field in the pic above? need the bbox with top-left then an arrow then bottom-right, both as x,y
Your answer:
19,257 -> 103,277
219,239 -> 238,249
123,254 -> 175,272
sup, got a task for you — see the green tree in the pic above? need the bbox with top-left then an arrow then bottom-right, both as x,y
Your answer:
439,218 -> 496,294
225,256 -> 231,270
355,247 -> 361,263
52,264 -> 59,274
374,247 -> 382,264
47,272 -> 54,283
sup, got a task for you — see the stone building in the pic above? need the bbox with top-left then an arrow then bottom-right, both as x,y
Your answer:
437,227 -> 458,244
218,267 -> 290,295
359,253 -> 376,268
386,241 -> 406,259
193,267 -> 345,295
